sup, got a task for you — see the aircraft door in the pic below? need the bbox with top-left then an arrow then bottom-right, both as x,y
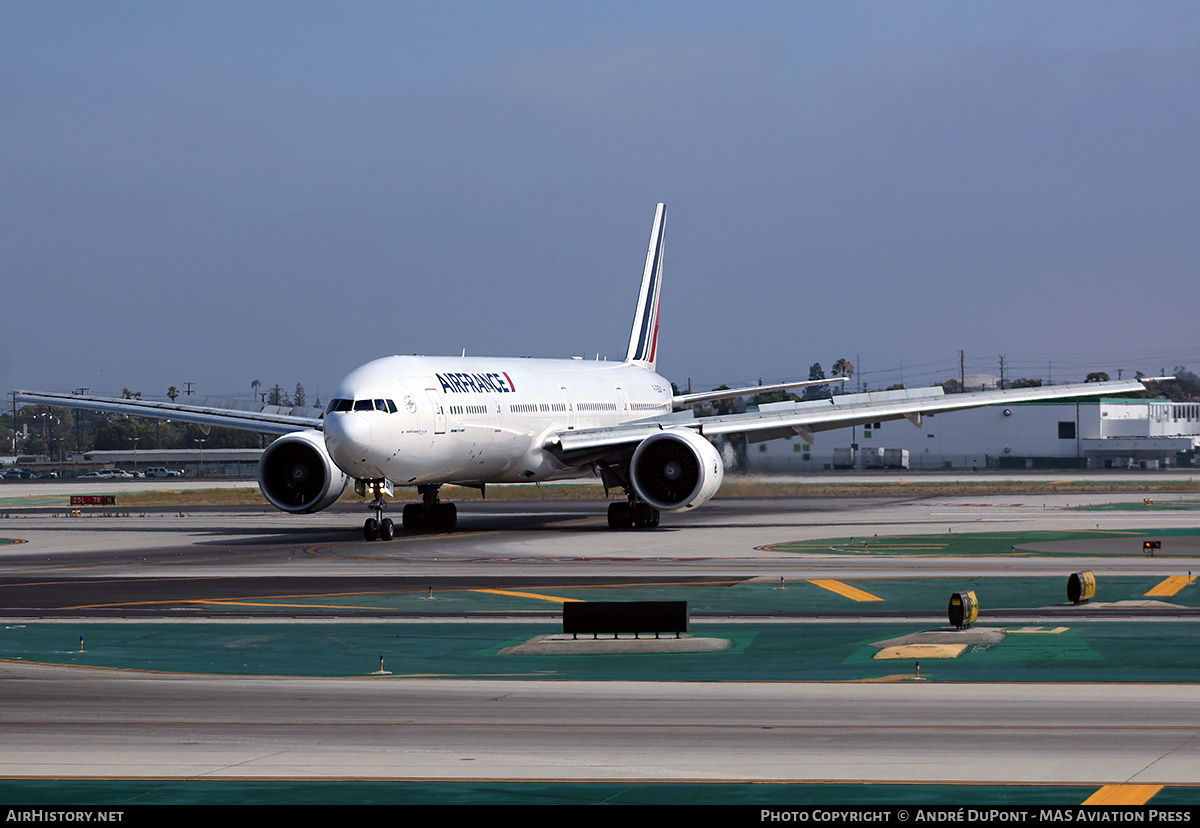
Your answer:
559,385 -> 576,430
615,386 -> 630,419
424,389 -> 447,434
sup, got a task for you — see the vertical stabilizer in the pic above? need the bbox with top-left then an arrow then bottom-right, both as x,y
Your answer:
625,203 -> 666,369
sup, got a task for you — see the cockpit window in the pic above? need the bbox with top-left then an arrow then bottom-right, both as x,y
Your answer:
327,397 -> 399,414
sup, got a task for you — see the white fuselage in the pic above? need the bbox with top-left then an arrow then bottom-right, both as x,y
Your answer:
321,356 -> 673,486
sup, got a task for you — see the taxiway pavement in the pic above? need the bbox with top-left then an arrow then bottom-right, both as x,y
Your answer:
1,483 -> 1199,790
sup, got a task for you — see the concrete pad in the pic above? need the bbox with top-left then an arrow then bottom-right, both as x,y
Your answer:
498,634 -> 733,655
871,628 -> 1006,649
875,643 -> 968,659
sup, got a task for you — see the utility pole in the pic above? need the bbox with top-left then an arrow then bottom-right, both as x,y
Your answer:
959,350 -> 965,392
999,355 -> 1006,390
73,389 -> 88,453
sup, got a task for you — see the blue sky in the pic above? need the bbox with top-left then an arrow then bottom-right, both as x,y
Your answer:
3,2 -> 1198,402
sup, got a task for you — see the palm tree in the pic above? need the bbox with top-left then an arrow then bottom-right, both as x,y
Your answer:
832,358 -> 855,394
251,379 -> 261,403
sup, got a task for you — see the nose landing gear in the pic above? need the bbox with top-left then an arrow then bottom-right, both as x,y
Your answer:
358,478 -> 395,542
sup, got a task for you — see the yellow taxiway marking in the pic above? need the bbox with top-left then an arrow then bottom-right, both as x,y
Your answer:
808,579 -> 883,602
874,644 -> 967,660
190,600 -> 396,610
472,589 -> 582,604
1145,575 -> 1196,597
1002,626 -> 1069,634
1083,784 -> 1163,805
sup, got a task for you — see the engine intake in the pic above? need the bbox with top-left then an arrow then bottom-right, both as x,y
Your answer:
258,430 -> 348,514
630,428 -> 723,511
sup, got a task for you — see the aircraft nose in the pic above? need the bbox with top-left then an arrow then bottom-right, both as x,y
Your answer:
324,412 -> 372,466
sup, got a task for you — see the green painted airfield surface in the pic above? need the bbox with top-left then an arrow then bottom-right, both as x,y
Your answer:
763,526 -> 1200,557
4,609 -> 1198,682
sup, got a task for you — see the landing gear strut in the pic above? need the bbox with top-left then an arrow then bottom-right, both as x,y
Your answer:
402,484 -> 458,532
599,465 -> 660,530
607,496 -> 660,529
359,478 -> 394,542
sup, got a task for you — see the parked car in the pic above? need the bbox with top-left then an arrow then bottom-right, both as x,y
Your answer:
146,467 -> 185,478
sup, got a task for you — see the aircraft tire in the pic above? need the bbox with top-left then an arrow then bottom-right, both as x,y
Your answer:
363,518 -> 379,542
402,503 -> 426,532
632,503 -> 659,529
435,503 -> 457,531
608,502 -> 633,529
379,518 -> 395,541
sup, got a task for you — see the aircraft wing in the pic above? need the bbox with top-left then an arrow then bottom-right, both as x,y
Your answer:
671,376 -> 847,407
12,390 -> 321,435
548,379 -> 1149,455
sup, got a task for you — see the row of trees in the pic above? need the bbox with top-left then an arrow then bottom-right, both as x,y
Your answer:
251,380 -> 315,409
803,359 -> 855,401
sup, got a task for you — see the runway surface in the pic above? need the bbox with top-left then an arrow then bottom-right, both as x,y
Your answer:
1,664 -> 1197,785
1,481 -> 1199,802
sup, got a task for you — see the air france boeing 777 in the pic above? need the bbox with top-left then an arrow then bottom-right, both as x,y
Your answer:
17,204 -> 1150,540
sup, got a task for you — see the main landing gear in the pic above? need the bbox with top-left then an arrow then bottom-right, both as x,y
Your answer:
401,484 -> 458,532
607,497 -> 660,529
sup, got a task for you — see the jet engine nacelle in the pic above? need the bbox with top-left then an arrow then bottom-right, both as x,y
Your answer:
630,428 -> 724,511
258,429 -> 348,514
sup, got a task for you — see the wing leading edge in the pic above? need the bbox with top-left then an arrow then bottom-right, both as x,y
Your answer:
548,379 -> 1149,455
12,390 -> 321,435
